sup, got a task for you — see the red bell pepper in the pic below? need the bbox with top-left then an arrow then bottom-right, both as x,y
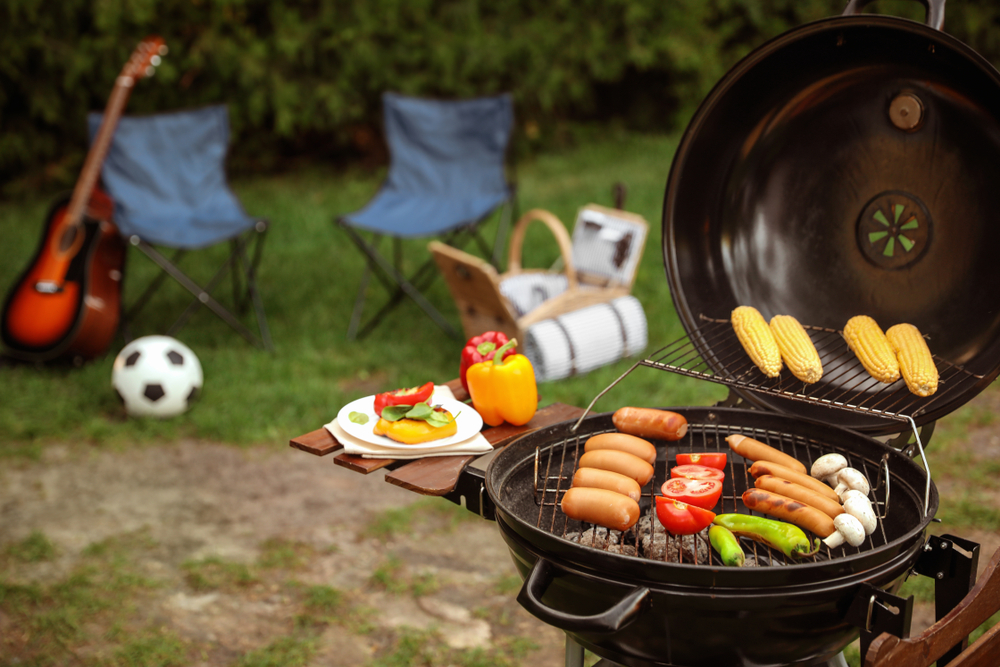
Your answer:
459,331 -> 516,393
372,381 -> 434,417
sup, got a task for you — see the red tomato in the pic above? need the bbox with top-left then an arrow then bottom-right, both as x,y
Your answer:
654,497 -> 716,535
671,464 -> 725,483
373,381 -> 434,416
660,477 -> 722,510
676,452 -> 727,470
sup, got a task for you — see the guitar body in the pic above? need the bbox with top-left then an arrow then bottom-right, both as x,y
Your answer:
1,188 -> 126,362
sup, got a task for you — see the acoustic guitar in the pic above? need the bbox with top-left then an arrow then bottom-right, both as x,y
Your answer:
1,36 -> 166,363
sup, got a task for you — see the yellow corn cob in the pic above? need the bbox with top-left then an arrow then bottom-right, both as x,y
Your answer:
731,306 -> 782,377
886,323 -> 938,397
769,314 -> 823,384
843,315 -> 900,384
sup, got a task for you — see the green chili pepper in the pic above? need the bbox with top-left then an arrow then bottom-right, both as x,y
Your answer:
709,525 -> 745,566
713,514 -> 821,559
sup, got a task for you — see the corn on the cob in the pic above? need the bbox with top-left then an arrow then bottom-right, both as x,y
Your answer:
770,314 -> 823,383
886,323 -> 938,397
843,315 -> 900,384
732,306 -> 782,377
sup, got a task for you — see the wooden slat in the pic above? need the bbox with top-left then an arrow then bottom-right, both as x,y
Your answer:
333,452 -> 396,474
289,428 -> 341,457
384,402 -> 586,495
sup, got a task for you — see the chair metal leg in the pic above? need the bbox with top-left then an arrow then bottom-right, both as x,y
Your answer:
132,239 -> 271,350
125,247 -> 187,323
342,225 -> 459,341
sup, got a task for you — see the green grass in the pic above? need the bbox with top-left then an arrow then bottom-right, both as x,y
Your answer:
0,127 -> 724,452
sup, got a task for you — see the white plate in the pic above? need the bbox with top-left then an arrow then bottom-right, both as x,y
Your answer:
336,396 -> 483,449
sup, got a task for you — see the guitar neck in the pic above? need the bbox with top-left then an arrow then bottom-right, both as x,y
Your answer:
63,73 -> 135,230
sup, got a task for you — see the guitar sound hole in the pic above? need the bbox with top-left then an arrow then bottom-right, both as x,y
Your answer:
59,226 -> 79,252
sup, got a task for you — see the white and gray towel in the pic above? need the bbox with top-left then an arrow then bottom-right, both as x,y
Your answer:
523,295 -> 647,382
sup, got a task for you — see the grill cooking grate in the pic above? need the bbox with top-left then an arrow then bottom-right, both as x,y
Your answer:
639,315 -> 983,424
534,421 -> 895,567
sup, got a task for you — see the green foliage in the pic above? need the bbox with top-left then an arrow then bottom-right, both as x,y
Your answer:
7,0 -> 999,190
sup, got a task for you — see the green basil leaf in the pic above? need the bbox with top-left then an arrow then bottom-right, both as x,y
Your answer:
348,411 -> 369,425
425,410 -> 457,428
405,402 -> 433,420
380,405 -> 411,422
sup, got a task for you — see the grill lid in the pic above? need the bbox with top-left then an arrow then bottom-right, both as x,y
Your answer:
661,13 -> 1000,435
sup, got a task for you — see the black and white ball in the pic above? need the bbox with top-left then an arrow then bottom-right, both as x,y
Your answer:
112,336 -> 203,418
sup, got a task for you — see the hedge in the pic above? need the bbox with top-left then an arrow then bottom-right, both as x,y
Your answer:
2,0 -> 999,192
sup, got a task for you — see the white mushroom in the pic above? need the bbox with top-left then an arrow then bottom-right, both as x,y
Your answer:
842,493 -> 877,536
822,513 -> 866,548
834,467 -> 871,500
810,453 -> 848,481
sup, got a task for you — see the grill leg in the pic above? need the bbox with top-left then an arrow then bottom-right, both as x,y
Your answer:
564,635 -> 584,667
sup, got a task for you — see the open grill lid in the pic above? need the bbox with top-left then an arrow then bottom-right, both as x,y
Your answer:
660,7 -> 1000,435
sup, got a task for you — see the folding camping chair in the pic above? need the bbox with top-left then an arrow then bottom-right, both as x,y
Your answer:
337,92 -> 517,340
87,104 -> 273,350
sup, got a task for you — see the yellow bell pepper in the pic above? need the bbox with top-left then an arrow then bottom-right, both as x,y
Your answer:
466,338 -> 538,427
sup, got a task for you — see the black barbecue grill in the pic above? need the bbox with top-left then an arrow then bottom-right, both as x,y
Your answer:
465,1 -> 1000,665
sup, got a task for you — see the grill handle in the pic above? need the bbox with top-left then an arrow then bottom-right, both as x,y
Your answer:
516,556 -> 650,633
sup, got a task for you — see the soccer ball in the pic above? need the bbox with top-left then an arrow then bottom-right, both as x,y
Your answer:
112,336 -> 203,418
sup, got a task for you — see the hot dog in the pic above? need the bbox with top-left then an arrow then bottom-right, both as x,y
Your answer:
748,460 -> 841,503
561,487 -> 641,531
741,488 -> 836,538
754,475 -> 845,520
578,449 -> 654,486
727,434 -> 807,474
612,407 -> 688,441
572,467 -> 642,502
585,433 -> 657,464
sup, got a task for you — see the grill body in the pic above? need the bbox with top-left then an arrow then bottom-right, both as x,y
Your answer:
485,408 -> 938,667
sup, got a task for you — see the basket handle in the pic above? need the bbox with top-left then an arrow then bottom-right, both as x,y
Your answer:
506,209 -> 579,291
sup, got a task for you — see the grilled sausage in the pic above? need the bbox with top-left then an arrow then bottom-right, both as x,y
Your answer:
578,449 -> 654,486
748,460 -> 841,503
612,407 -> 688,441
727,434 -> 807,474
585,433 -> 657,464
572,467 -> 642,502
754,475 -> 845,520
561,487 -> 641,531
741,488 -> 836,538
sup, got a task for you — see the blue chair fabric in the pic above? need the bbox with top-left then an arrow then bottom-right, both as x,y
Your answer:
338,92 -> 517,339
87,105 -> 272,349
88,105 -> 255,249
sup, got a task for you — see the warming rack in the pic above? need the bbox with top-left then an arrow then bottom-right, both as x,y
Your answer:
578,314 -> 983,434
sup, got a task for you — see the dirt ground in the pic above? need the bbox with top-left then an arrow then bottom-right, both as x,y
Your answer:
1,403 -> 998,666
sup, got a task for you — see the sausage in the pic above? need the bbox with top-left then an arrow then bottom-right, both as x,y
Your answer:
741,488 -> 836,538
560,487 -> 641,531
748,460 -> 841,503
727,434 -> 807,474
585,433 -> 657,464
572,467 -> 643,502
578,449 -> 654,486
754,475 -> 845,520
612,407 -> 688,441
